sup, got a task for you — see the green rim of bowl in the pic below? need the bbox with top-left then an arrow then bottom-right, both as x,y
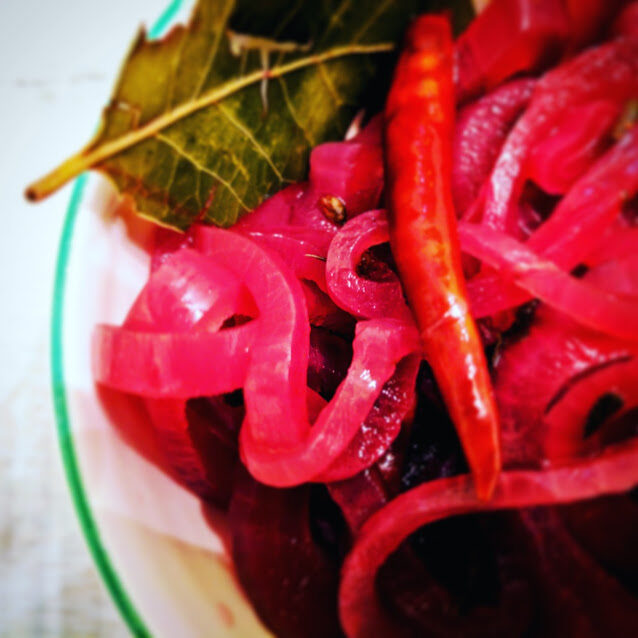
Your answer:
50,1 -> 184,636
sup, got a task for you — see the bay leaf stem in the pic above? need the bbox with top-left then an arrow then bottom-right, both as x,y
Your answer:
26,42 -> 394,201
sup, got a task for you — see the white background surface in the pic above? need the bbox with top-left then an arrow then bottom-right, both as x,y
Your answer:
0,0 -> 185,634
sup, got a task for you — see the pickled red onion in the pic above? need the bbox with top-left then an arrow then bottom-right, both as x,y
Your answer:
240,319 -> 420,486
480,38 -> 638,236
458,222 -> 638,341
465,126 -> 638,316
326,210 -> 412,322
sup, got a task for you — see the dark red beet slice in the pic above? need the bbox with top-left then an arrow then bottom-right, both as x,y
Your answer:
307,327 -> 353,400
184,395 -> 243,507
519,506 -> 638,636
230,470 -> 345,638
328,405 -> 415,535
328,468 -> 391,534
560,492 -> 638,594
374,503 -> 638,638
376,512 -> 538,638
401,362 -> 468,490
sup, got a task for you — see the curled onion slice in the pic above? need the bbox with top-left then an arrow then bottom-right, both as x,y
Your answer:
326,210 -> 412,321
543,357 -> 638,463
193,225 -> 311,447
480,38 -> 638,236
194,225 -> 420,485
93,322 -> 258,398
240,227 -> 330,291
466,126 -> 638,316
453,78 -> 536,216
102,248 -> 250,502
126,247 -> 248,331
493,312 -> 636,468
240,319 -> 420,486
459,222 -> 638,341
339,437 -> 638,638
94,247 -> 259,397
318,353 -> 420,482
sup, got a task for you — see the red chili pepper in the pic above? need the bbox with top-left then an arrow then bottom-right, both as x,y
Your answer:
384,15 -> 501,500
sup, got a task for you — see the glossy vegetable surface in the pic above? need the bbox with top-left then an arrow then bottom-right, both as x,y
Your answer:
90,2 -> 638,636
385,15 -> 501,499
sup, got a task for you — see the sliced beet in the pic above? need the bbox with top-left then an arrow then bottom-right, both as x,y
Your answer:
519,506 -> 638,636
184,395 -> 243,507
230,470 -> 344,638
376,512 -> 537,638
560,493 -> 638,595
307,327 -> 353,400
401,362 -> 467,491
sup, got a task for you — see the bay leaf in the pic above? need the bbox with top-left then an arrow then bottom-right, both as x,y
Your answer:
26,0 -> 440,229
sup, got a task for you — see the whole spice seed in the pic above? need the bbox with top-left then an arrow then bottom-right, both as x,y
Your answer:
319,194 -> 347,225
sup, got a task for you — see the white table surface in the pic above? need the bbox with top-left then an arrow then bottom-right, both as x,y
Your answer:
0,1 -> 188,635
